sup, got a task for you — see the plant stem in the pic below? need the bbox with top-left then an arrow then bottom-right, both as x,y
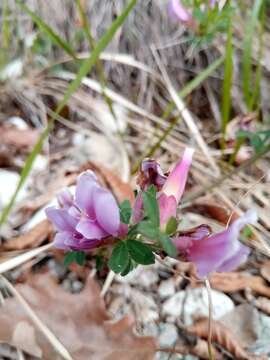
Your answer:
205,278 -> 215,360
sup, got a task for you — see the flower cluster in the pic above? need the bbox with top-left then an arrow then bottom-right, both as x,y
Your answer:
46,148 -> 257,278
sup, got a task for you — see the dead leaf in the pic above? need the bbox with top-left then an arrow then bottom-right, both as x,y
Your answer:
220,304 -> 259,347
2,220 -> 53,251
185,202 -> 238,225
260,261 -> 270,283
0,274 -> 156,359
187,317 -> 254,360
0,124 -> 39,150
254,297 -> 270,316
210,272 -> 270,298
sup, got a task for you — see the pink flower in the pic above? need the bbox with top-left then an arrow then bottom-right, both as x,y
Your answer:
173,210 -> 257,278
133,148 -> 194,228
46,171 -> 120,251
168,0 -> 193,23
158,148 -> 194,228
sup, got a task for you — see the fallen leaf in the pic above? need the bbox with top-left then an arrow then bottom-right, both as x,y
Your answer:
254,297 -> 270,316
2,220 -> 53,251
260,261 -> 270,283
0,124 -> 39,150
0,274 -> 156,359
187,317 -> 255,360
220,304 -> 259,347
210,272 -> 270,298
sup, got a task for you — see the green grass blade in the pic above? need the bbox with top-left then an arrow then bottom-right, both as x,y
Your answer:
250,1 -> 265,111
132,56 -> 224,173
242,0 -> 263,109
75,0 -> 118,131
16,0 -> 78,61
0,0 -> 137,227
221,17 -> 233,148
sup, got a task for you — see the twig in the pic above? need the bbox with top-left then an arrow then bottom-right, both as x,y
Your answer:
0,275 -> 73,360
100,270 -> 115,297
0,243 -> 53,275
205,278 -> 215,360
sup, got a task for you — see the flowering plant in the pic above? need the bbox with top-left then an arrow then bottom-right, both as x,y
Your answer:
168,0 -> 232,44
46,148 -> 257,279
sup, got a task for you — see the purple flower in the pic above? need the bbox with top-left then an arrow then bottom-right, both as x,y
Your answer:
173,210 -> 257,278
138,159 -> 167,191
46,170 -> 120,251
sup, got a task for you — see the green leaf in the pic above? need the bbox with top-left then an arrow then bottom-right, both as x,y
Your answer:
95,255 -> 104,272
119,199 -> 132,224
159,233 -> 177,257
64,252 -> 77,267
127,240 -> 155,265
108,242 -> 129,274
142,185 -> 160,227
17,1 -> 77,61
120,257 -> 134,276
75,251 -> 86,266
137,221 -> 159,240
165,217 -> 178,235
0,0 -> 137,228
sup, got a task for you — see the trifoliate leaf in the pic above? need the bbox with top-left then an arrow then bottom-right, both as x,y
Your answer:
64,251 -> 77,267
119,199 -> 132,224
165,216 -> 178,235
142,185 -> 160,227
159,233 -> 177,257
108,242 -> 129,273
127,240 -> 155,265
137,220 -> 159,239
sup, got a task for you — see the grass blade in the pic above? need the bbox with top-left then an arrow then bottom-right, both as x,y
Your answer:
221,17 -> 233,149
0,0 -> 137,227
242,0 -> 263,109
16,0 -> 78,61
132,56 -> 224,173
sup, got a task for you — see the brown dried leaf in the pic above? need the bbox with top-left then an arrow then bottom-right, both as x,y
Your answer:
254,297 -> 270,316
185,202 -> 238,225
0,274 -> 156,359
210,272 -> 270,298
187,317 -> 253,360
0,124 -> 39,150
2,220 -> 53,251
260,261 -> 270,283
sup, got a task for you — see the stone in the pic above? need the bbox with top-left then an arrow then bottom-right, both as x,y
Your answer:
162,287 -> 234,325
158,279 -> 175,299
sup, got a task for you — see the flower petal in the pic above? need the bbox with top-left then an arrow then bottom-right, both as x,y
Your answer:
168,0 -> 193,22
138,159 -> 167,190
45,207 -> 77,232
162,147 -> 194,204
94,188 -> 120,236
188,210 -> 257,278
75,170 -> 98,214
217,245 -> 250,272
57,188 -> 73,209
76,217 -> 108,239
53,231 -> 71,249
132,192 -> 144,224
158,193 -> 177,228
